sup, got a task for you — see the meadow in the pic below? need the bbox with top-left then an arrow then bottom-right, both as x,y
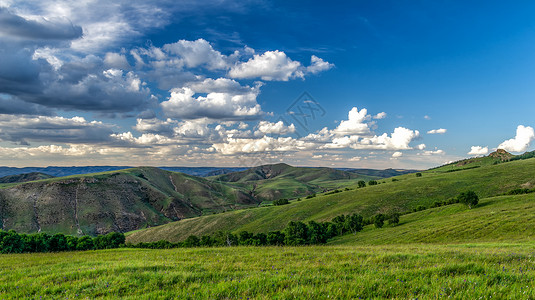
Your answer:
1,243 -> 534,299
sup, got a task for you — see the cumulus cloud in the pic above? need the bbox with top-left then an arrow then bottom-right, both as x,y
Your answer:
427,128 -> 447,134
212,136 -> 312,155
229,51 -> 333,81
306,55 -> 334,74
468,146 -> 489,156
255,121 -> 296,136
161,81 -> 263,120
391,151 -> 403,158
163,39 -> 229,70
417,144 -> 426,150
0,114 -> 114,144
498,125 -> 535,153
325,127 -> 419,150
332,107 -> 371,136
373,112 -> 387,119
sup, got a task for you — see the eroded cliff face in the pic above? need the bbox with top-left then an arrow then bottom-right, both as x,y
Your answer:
0,168 -> 257,235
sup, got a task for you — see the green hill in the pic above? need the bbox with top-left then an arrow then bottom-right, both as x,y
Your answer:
330,192 -> 535,245
0,172 -> 55,184
126,157 -> 535,243
210,163 -> 378,201
0,167 -> 256,235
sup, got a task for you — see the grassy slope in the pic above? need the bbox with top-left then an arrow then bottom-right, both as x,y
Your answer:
0,167 -> 257,235
331,193 -> 535,245
126,158 -> 535,243
1,244 -> 534,299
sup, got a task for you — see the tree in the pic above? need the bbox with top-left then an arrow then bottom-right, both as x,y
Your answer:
76,236 -> 94,251
357,181 -> 366,188
307,221 -> 328,244
183,235 -> 200,247
387,213 -> 400,226
0,230 -> 25,254
284,221 -> 309,245
415,172 -> 422,177
266,231 -> 285,246
368,180 -> 378,186
373,214 -> 385,228
458,191 -> 479,209
345,214 -> 364,234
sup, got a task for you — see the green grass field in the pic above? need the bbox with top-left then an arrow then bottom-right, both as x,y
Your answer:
1,243 -> 534,299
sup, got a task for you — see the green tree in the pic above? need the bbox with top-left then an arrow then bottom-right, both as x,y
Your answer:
266,231 -> 285,246
368,180 -> 378,186
373,214 -> 385,228
415,172 -> 422,177
0,230 -> 25,254
345,213 -> 364,234
387,213 -> 400,226
76,236 -> 94,251
284,221 -> 309,245
357,180 -> 366,188
273,199 -> 289,206
307,221 -> 328,244
183,235 -> 200,247
458,191 -> 479,209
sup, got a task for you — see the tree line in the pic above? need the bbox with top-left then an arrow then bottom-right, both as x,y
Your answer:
128,212 -> 402,249
0,231 -> 125,254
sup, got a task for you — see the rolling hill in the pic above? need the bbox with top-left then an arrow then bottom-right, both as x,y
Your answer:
0,172 -> 55,184
210,163 -> 379,201
0,164 -> 376,236
126,154 -> 535,243
0,167 -> 256,235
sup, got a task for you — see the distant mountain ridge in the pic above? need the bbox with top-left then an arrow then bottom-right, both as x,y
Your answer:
0,172 -> 55,184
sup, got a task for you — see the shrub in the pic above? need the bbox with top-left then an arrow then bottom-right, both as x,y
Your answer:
273,198 -> 289,206
415,172 -> 422,177
368,180 -> 378,186
357,180 -> 366,188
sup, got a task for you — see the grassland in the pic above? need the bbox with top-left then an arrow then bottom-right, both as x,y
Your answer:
127,158 -> 535,243
1,243 -> 534,299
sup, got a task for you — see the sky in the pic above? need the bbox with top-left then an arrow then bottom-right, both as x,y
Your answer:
0,0 -> 535,169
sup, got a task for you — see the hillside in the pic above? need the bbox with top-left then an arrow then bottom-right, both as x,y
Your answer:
211,163 -> 378,201
126,157 -> 535,243
0,172 -> 55,184
0,167 -> 256,235
330,192 -> 535,245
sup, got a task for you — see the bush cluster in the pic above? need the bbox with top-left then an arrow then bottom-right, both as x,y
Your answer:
0,231 -> 125,254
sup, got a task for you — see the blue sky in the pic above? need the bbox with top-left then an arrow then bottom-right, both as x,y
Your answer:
0,1 -> 534,168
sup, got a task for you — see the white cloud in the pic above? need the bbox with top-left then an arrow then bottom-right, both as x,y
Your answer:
373,112 -> 387,119
419,149 -> 445,156
325,127 -> 420,150
332,107 -> 371,136
417,144 -> 426,150
163,39 -> 229,70
391,151 -> 403,158
427,128 -> 447,134
468,146 -> 488,156
306,55 -> 334,74
424,115 -> 431,120
161,84 -> 263,120
255,121 -> 296,136
498,125 -> 535,153
229,51 -> 333,81
229,50 -> 303,81
212,136 -> 312,155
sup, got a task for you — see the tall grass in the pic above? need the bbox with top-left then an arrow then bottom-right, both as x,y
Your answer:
1,244 -> 534,299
